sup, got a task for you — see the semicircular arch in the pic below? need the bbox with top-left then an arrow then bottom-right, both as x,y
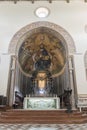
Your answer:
8,21 -> 76,56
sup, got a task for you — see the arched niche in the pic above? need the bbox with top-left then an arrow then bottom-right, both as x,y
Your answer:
8,21 -> 76,108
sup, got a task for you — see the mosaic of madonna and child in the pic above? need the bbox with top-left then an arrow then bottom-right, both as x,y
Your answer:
18,31 -> 66,77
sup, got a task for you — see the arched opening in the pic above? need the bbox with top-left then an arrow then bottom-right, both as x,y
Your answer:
7,21 -> 76,109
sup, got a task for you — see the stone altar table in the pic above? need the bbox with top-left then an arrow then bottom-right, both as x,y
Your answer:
23,97 -> 60,110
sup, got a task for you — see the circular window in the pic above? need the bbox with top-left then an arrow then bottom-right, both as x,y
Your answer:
35,7 -> 50,18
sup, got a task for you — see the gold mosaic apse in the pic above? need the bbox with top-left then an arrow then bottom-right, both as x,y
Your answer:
18,30 -> 66,77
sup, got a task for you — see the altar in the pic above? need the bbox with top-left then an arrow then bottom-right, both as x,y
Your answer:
23,97 -> 60,110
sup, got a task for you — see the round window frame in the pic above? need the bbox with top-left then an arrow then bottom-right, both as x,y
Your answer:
35,7 -> 50,18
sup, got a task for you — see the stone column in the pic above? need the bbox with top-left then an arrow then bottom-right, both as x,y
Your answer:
9,56 -> 16,106
68,56 -> 76,109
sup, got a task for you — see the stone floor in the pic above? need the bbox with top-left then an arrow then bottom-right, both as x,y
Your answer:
0,124 -> 87,130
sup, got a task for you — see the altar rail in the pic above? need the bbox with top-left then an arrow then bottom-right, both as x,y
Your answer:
77,97 -> 87,112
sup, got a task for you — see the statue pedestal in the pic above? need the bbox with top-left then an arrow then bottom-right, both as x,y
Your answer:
23,97 -> 60,110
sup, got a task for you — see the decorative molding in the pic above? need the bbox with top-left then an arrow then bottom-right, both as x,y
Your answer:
0,0 -> 76,4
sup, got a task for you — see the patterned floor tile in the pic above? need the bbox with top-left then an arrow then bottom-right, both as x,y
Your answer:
0,124 -> 87,130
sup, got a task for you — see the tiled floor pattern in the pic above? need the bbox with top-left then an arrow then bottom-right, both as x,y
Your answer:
0,124 -> 87,130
